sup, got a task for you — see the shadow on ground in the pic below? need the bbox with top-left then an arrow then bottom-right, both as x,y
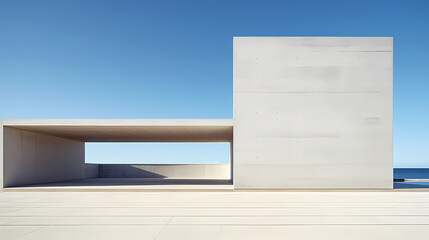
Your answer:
12,178 -> 233,188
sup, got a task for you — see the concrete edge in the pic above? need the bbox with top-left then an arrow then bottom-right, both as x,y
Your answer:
0,120 -> 3,191
2,119 -> 234,126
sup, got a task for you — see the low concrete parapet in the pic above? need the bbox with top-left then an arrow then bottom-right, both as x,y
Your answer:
84,164 -> 99,178
98,164 -> 230,179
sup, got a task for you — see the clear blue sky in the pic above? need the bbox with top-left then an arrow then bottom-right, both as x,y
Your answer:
1,0 -> 428,167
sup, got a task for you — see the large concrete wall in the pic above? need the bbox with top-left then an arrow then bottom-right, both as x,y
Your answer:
99,164 -> 230,179
233,37 -> 393,189
3,127 -> 85,187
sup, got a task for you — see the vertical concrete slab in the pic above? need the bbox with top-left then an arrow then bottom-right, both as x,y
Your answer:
233,37 -> 393,189
0,121 -> 3,190
3,127 -> 85,187
230,140 -> 234,182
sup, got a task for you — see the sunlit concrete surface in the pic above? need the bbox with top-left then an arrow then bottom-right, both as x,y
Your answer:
1,191 -> 429,240
234,37 -> 393,189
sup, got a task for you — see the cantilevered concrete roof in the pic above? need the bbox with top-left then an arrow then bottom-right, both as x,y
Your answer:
1,119 -> 233,142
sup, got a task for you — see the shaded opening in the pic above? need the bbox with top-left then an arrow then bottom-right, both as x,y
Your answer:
2,122 -> 233,190
81,142 -> 232,186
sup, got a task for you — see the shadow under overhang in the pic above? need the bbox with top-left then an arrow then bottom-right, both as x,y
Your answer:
2,119 -> 233,142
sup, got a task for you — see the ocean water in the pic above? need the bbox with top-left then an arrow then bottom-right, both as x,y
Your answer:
394,168 -> 429,179
393,168 -> 429,189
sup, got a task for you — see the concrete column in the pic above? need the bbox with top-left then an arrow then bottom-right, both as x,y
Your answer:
230,140 -> 234,182
0,121 -> 3,191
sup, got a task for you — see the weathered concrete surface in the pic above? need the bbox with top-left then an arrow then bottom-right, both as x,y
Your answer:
233,37 -> 393,189
99,164 -> 230,179
3,127 -> 85,187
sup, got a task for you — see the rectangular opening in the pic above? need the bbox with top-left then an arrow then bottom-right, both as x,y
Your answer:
83,142 -> 231,183
2,121 -> 233,190
85,142 -> 230,164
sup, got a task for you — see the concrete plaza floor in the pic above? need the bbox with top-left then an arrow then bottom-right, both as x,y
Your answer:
1,190 -> 429,239
3,178 -> 427,191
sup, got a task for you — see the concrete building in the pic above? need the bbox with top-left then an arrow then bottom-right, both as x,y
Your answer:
233,37 -> 393,189
0,37 -> 393,190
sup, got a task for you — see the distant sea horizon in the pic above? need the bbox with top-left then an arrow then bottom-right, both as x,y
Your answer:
394,168 -> 429,180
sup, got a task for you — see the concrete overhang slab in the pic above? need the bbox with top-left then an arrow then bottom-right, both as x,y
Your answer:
2,119 -> 233,142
